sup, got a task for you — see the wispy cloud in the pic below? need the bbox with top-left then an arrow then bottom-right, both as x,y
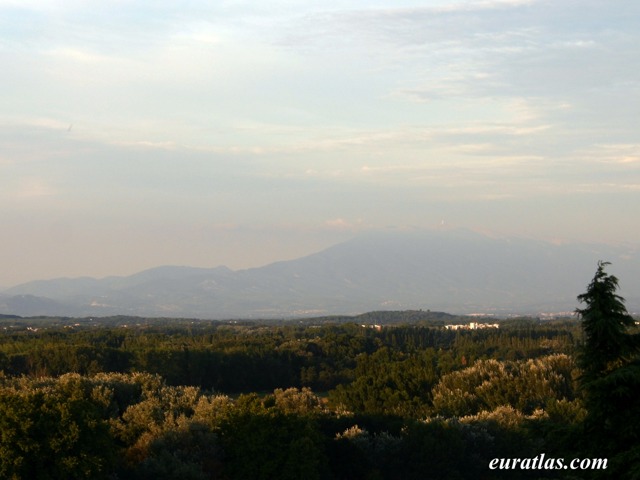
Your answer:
0,0 -> 639,284
589,144 -> 640,165
16,178 -> 57,198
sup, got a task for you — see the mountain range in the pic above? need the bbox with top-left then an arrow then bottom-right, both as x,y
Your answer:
2,229 -> 639,318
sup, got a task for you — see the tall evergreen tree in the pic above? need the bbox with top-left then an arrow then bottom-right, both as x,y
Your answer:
576,261 -> 640,477
576,261 -> 637,381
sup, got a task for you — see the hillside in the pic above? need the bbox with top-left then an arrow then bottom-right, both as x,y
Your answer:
2,229 -> 638,318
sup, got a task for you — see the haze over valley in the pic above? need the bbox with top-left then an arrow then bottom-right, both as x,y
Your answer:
2,1 -> 639,294
3,229 -> 638,319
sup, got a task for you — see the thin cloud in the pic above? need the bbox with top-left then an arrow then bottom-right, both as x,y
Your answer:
0,0 -> 638,285
589,144 -> 640,165
9,178 -> 57,199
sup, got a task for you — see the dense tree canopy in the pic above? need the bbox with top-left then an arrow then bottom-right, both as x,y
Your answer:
0,307 -> 631,478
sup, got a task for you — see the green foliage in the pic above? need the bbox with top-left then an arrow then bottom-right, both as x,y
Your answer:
0,375 -> 115,479
431,354 -> 578,416
576,261 -> 638,381
273,387 -> 325,415
575,262 -> 640,477
329,348 -> 437,416
124,420 -> 221,480
219,411 -> 327,480
0,312 -> 600,478
0,317 -> 578,394
0,363 -> 584,480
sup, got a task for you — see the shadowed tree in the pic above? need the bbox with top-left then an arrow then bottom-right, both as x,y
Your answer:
575,261 -> 640,477
576,261 -> 638,381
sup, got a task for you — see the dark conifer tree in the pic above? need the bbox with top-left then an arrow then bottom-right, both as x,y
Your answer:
576,261 -> 637,381
576,261 -> 640,477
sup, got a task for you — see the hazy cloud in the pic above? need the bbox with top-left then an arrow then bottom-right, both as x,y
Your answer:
0,0 -> 638,285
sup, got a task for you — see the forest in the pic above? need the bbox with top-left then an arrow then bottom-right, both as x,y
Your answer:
0,264 -> 638,479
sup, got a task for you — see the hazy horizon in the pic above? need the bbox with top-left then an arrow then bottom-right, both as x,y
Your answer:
2,0 -> 639,287
3,226 -> 639,290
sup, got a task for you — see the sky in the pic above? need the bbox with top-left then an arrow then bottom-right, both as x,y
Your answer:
1,0 -> 639,287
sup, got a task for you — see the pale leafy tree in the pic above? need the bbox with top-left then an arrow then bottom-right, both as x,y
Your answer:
430,355 -> 577,416
273,387 -> 323,415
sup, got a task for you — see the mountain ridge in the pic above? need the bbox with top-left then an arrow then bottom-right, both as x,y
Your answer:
2,229 -> 638,318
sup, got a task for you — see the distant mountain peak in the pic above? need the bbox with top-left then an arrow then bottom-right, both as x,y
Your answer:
2,230 -> 638,318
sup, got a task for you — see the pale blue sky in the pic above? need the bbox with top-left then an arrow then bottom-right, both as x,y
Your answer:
1,0 -> 639,286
